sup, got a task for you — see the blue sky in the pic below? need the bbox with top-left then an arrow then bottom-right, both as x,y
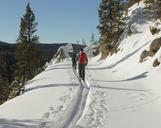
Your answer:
0,0 -> 100,44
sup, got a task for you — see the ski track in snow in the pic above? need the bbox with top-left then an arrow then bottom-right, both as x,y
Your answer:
68,69 -> 90,128
39,64 -> 110,128
40,65 -> 91,128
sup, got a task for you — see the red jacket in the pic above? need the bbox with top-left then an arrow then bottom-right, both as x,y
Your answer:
79,51 -> 87,65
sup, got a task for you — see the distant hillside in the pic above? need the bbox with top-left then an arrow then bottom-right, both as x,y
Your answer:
0,41 -> 84,61
0,41 -> 66,55
0,41 -> 15,55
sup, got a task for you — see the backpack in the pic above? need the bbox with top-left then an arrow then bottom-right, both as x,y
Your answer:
79,51 -> 87,64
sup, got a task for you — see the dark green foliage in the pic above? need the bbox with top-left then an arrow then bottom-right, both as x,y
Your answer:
111,0 -> 126,43
98,0 -> 114,58
0,43 -> 16,104
98,0 -> 113,38
98,0 -> 126,58
0,53 -> 15,83
15,3 -> 40,81
0,55 -> 10,104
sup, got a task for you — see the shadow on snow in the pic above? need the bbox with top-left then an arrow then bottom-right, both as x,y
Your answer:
88,41 -> 150,70
95,72 -> 148,82
0,118 -> 40,128
24,83 -> 79,93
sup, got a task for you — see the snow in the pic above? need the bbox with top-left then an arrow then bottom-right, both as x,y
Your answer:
1,1 -> 161,128
0,61 -> 79,127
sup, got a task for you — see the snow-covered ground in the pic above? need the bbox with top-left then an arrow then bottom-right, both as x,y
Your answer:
1,1 -> 161,128
0,60 -> 80,127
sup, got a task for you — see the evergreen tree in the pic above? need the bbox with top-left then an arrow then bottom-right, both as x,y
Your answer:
4,53 -> 15,83
98,0 -> 113,39
0,54 -> 10,82
15,3 -> 39,80
0,55 -> 5,79
111,0 -> 126,45
98,0 -> 113,58
98,0 -> 126,58
0,55 -> 10,104
90,33 -> 95,44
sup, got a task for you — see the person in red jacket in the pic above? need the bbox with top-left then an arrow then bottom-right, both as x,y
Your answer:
78,48 -> 88,81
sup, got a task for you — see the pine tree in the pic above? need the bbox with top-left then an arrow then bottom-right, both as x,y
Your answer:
0,55 -> 10,104
0,54 -> 10,82
98,0 -> 126,58
111,0 -> 126,45
90,33 -> 95,44
15,3 -> 39,80
4,53 -> 15,83
0,55 -> 5,80
98,0 -> 113,39
98,0 -> 113,58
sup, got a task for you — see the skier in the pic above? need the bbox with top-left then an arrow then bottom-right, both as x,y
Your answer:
78,48 -> 88,81
71,51 -> 77,70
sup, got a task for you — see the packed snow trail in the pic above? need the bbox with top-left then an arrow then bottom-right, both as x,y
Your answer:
38,63 -> 91,128
39,63 -> 109,128
73,68 -> 109,128
58,69 -> 90,128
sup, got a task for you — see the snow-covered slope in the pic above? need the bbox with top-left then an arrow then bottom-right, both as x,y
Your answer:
0,60 -> 82,128
97,1 -> 161,75
1,1 -> 161,128
83,1 -> 161,128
